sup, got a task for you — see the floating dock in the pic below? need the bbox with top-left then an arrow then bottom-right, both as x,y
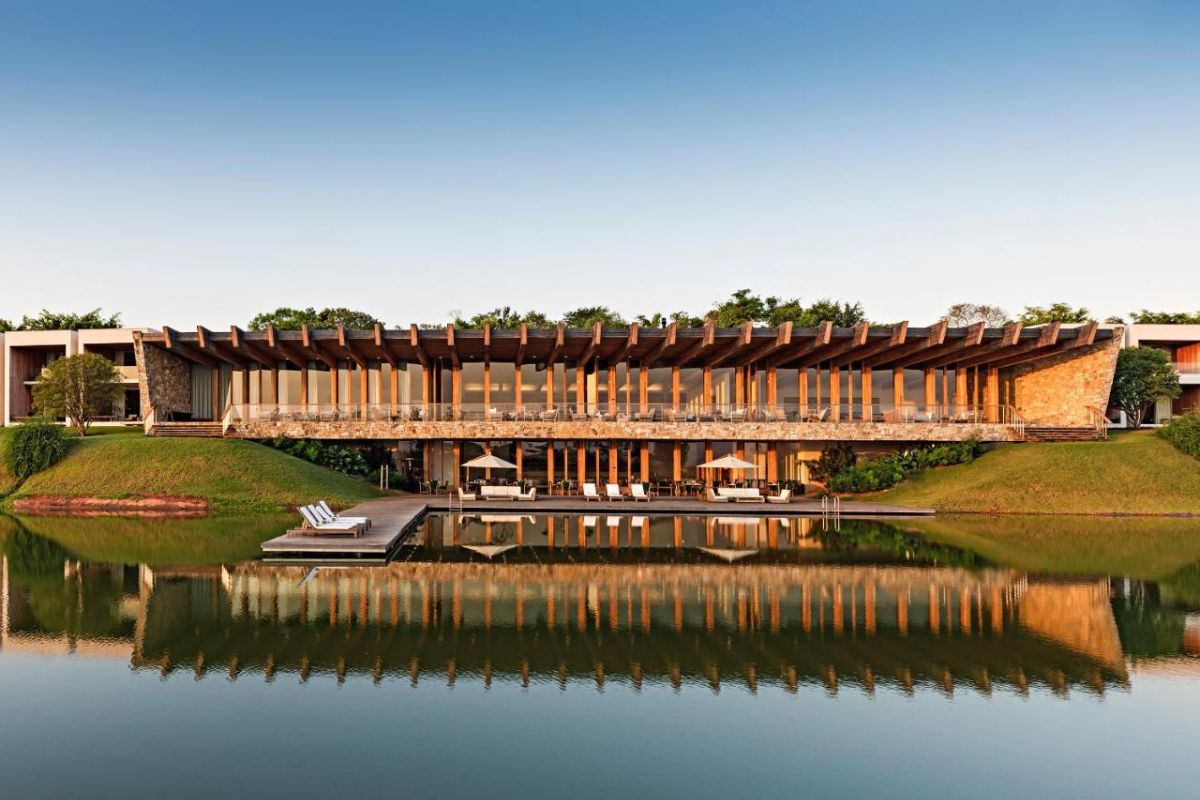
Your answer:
261,495 -> 933,560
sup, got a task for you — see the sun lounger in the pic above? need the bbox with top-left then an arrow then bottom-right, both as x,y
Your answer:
605,483 -> 624,501
582,482 -> 602,501
294,505 -> 364,536
767,488 -> 792,504
316,500 -> 371,528
630,484 -> 651,502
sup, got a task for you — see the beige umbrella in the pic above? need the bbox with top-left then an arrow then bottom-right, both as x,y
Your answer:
698,453 -> 759,486
462,453 -> 518,487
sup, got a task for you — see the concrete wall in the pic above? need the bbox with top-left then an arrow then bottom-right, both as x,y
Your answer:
1008,334 -> 1122,426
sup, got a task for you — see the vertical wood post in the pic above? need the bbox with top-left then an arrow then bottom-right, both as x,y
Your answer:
861,366 -> 872,421
671,366 -> 681,410
829,366 -> 841,421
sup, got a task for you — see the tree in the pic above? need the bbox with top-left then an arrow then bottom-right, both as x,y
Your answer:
1109,347 -> 1181,429
560,306 -> 627,328
0,317 -> 12,332
943,303 -> 1010,327
31,353 -> 124,435
635,311 -> 705,328
248,306 -> 383,331
1130,310 -> 1200,325
709,289 -> 767,327
1018,303 -> 1094,325
453,307 -> 551,328
781,298 -> 865,327
14,309 -> 122,330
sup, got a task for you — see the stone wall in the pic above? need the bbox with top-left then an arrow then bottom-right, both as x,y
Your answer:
133,333 -> 191,417
224,417 -> 1023,443
1008,333 -> 1121,426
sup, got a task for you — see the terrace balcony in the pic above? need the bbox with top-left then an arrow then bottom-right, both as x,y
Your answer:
218,401 -> 1027,442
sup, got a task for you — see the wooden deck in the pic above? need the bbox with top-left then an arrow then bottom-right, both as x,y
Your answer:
261,493 -> 932,561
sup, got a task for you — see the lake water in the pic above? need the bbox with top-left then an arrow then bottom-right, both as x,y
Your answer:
1,511 -> 1198,799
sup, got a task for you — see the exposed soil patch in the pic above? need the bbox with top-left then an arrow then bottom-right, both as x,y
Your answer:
12,495 -> 210,518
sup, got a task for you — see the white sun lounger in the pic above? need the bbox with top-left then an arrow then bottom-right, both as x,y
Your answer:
317,500 -> 371,527
630,484 -> 651,502
295,505 -> 364,536
605,483 -> 624,501
582,483 -> 602,501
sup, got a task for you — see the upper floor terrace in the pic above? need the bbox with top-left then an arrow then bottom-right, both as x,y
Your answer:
135,319 -> 1120,442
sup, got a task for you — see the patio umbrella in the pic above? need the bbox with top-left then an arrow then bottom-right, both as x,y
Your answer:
698,453 -> 759,485
462,453 -> 518,486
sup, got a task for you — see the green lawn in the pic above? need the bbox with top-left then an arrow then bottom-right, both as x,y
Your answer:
874,430 -> 1200,515
0,428 -> 16,495
4,433 -> 379,513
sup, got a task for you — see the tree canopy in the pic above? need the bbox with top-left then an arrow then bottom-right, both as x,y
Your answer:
1017,303 -> 1094,325
248,307 -> 384,331
1108,347 -> 1181,429
707,290 -> 865,328
31,353 -> 125,435
1129,310 -> 1200,325
4,309 -> 122,331
452,307 -> 551,329
943,303 -> 1010,327
560,306 -> 628,328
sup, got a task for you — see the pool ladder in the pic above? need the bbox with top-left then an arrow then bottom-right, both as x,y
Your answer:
820,495 -> 841,531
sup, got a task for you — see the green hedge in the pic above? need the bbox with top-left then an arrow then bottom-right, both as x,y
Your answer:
263,437 -> 370,477
1158,411 -> 1200,459
5,419 -> 69,479
829,439 -> 982,493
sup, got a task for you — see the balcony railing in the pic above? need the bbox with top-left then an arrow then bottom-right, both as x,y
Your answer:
224,402 -> 1024,429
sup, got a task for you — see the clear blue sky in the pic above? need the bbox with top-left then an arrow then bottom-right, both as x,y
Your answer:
1,1 -> 1197,328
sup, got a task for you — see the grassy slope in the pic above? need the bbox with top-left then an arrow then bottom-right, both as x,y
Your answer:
6,434 -> 379,513
0,428 -> 16,495
875,430 -> 1200,515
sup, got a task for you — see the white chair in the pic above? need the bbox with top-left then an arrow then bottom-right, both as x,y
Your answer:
582,483 -> 602,501
767,488 -> 792,504
605,483 -> 624,501
630,484 -> 651,502
518,486 -> 537,502
458,486 -> 478,501
317,500 -> 371,528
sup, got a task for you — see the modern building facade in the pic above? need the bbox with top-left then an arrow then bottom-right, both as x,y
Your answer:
133,320 -> 1121,487
1118,324 -> 1200,425
1,328 -> 146,427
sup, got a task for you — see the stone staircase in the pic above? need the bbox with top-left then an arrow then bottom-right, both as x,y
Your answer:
148,422 -> 224,438
1023,426 -> 1107,443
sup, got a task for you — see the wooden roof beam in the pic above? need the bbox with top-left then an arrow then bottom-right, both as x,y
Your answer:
302,324 -> 339,370
669,322 -> 712,366
828,322 -> 909,368
229,326 -> 279,368
373,324 -> 397,368
782,321 -> 869,369
766,322 -> 833,368
987,322 -> 1100,371
611,323 -> 640,365
889,322 -> 986,370
338,325 -> 369,369
409,325 -> 429,368
708,321 -> 758,368
931,322 -> 1024,369
196,326 -> 249,369
860,320 -> 949,368
543,324 -> 566,369
731,321 -> 793,367
575,322 -> 603,368
446,325 -> 460,368
262,324 -> 309,369
514,323 -> 528,367
162,326 -> 217,368
639,323 -> 678,367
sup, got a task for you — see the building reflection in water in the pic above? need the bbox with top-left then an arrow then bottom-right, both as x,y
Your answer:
3,514 -> 1197,695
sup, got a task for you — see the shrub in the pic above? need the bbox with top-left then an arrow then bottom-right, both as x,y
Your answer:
264,437 -> 370,477
827,439 -> 983,494
6,420 -> 69,479
804,442 -> 856,484
1159,411 -> 1200,459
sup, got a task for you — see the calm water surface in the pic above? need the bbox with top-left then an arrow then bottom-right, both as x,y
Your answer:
1,511 -> 1198,799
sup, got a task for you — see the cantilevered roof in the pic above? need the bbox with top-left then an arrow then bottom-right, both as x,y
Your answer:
142,319 -> 1113,372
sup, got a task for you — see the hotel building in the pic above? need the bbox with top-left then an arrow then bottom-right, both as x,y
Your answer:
131,320 -> 1120,488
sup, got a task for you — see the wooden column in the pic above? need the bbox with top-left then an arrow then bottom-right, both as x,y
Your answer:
608,442 -> 618,484
452,363 -> 461,419
516,442 -> 524,482
672,442 -> 682,483
767,443 -> 778,483
388,365 -> 398,414
924,367 -> 935,411
547,442 -> 555,487
766,367 -> 777,408
240,369 -> 250,407
575,366 -> 585,415
798,370 -> 808,415
861,366 -> 872,421
359,365 -> 369,417
638,365 -> 648,413
986,366 -> 1000,422
607,365 -> 616,415
734,367 -> 745,406
299,363 -> 308,409
671,366 -> 681,410
577,442 -> 586,487
829,366 -> 841,421
271,368 -> 280,406
483,358 -> 491,411
703,367 -> 713,411
639,441 -> 650,482
893,368 -> 904,412
327,364 -> 337,407
954,366 -> 968,414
